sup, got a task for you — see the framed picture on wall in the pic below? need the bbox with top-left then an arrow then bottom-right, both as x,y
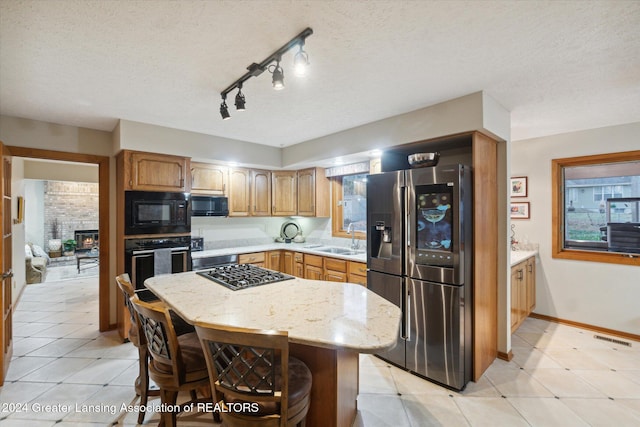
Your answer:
510,176 -> 528,197
510,202 -> 530,219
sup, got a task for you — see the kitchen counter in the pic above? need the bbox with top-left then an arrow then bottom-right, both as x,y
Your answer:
146,272 -> 400,427
145,271 -> 399,352
191,242 -> 367,263
510,250 -> 538,266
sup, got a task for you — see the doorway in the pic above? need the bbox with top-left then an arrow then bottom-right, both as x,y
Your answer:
6,146 -> 110,331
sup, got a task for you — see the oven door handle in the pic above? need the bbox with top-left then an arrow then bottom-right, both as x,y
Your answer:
131,246 -> 190,255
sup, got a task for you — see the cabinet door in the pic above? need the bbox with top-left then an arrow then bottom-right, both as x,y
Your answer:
272,171 -> 297,216
191,163 -> 227,195
510,266 -> 521,333
297,167 -> 330,217
295,262 -> 304,278
297,168 -> 316,216
251,169 -> 272,216
282,251 -> 294,275
126,151 -> 190,192
305,264 -> 324,280
228,168 -> 251,217
526,258 -> 536,313
267,251 -> 281,271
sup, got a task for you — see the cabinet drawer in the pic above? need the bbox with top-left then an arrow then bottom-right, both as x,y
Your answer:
348,261 -> 367,276
324,257 -> 347,273
294,252 -> 304,263
348,273 -> 367,287
305,254 -> 323,268
238,252 -> 265,264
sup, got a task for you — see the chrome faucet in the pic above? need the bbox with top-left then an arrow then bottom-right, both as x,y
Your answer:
347,223 -> 360,251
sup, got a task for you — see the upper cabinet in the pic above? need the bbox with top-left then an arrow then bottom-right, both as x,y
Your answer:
191,163 -> 227,195
251,169 -> 272,216
121,150 -> 190,192
228,168 -> 251,217
297,167 -> 329,217
194,162 -> 329,218
272,171 -> 297,216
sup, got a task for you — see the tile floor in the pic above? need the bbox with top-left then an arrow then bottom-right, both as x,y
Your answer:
1,276 -> 640,426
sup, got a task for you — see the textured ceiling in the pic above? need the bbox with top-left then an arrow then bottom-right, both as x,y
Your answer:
1,0 -> 639,148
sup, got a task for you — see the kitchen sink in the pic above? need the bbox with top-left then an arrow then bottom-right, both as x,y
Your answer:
315,247 -> 365,256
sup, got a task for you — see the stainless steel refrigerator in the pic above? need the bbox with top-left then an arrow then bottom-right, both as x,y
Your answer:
367,164 -> 472,390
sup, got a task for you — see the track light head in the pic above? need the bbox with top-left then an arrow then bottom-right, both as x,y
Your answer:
293,44 -> 309,76
234,87 -> 246,111
220,98 -> 230,120
271,60 -> 285,91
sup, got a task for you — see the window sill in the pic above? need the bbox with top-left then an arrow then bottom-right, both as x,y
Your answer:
552,248 -> 640,266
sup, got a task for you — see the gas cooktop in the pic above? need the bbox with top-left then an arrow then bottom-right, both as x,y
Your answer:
196,264 -> 295,291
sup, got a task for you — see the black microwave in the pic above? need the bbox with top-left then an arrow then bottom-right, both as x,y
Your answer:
125,191 -> 191,235
191,196 -> 229,217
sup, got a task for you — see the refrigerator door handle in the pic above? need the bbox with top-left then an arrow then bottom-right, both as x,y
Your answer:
405,185 -> 411,248
403,284 -> 410,340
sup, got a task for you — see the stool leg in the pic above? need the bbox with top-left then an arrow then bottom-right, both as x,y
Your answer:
137,347 -> 149,424
160,389 -> 178,427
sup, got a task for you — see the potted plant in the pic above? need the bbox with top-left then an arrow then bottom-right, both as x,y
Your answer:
63,239 -> 77,256
48,219 -> 62,257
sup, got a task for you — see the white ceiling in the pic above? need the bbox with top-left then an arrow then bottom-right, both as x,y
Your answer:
1,1 -> 639,148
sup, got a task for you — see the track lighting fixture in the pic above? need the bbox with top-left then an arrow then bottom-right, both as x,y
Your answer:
218,27 -> 313,119
270,59 -> 285,91
219,96 -> 230,120
293,43 -> 309,76
234,86 -> 246,111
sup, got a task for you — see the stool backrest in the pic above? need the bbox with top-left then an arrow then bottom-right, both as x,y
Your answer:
195,323 -> 289,425
130,295 -> 185,385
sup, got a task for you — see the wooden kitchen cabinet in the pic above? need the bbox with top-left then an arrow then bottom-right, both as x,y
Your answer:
348,261 -> 367,287
251,169 -> 272,216
121,150 -> 190,192
510,256 -> 536,333
191,162 -> 227,195
304,254 -> 324,280
272,171 -> 297,216
324,257 -> 348,282
294,252 -> 304,278
297,167 -> 330,217
228,168 -> 251,217
526,257 -> 536,313
238,252 -> 265,268
281,251 -> 294,275
267,251 -> 281,271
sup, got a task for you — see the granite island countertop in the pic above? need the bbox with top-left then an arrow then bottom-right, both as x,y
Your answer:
145,271 -> 401,353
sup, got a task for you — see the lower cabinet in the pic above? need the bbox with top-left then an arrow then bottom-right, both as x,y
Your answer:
267,251 -> 281,271
238,252 -> 266,268
324,258 -> 348,282
294,252 -> 304,278
243,250 -> 367,285
348,262 -> 367,287
511,256 -> 536,333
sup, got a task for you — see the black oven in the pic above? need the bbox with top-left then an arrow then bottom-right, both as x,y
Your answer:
125,191 -> 191,235
125,236 -> 191,290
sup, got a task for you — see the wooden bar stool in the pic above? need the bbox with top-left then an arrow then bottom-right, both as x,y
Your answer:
194,323 -> 312,427
130,294 -> 212,427
115,274 -> 159,424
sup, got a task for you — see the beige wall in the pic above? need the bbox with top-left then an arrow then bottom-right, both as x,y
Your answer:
24,159 -> 98,182
511,122 -> 640,335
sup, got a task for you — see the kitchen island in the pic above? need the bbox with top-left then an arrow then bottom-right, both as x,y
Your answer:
145,271 -> 401,427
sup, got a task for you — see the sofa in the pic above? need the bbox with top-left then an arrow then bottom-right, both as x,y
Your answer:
26,243 -> 48,284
